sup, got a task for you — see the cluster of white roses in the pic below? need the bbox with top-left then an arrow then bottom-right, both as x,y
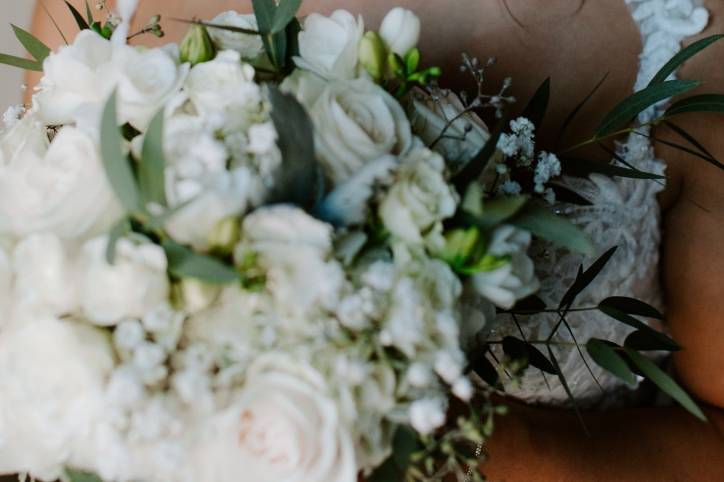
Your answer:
0,4 -> 541,482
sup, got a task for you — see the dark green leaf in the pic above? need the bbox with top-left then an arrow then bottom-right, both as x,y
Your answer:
0,53 -> 42,71
510,204 -> 595,256
139,109 -> 168,206
502,336 -> 529,365
271,0 -> 303,34
452,114 -> 508,192
85,1 -> 94,24
561,157 -> 665,180
559,247 -> 617,310
549,184 -> 593,206
511,295 -> 547,314
649,34 -> 724,86
105,218 -> 131,265
527,343 -> 557,374
100,91 -> 142,213
392,425 -> 420,468
522,77 -> 550,128
285,18 -> 302,61
367,458 -> 399,482
468,350 -> 500,388
163,240 -> 239,284
557,72 -> 609,147
625,330 -> 680,352
65,0 -> 91,30
547,346 -> 588,435
267,86 -> 324,211
664,121 -> 718,162
598,296 -> 664,320
252,0 -> 275,33
597,303 -> 679,351
596,80 -> 700,137
12,25 -> 51,62
665,94 -> 724,117
645,132 -> 724,170
586,339 -> 636,384
66,469 -> 103,482
624,348 -> 707,421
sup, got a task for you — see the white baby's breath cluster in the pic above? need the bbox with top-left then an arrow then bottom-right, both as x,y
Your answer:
0,4 -> 542,482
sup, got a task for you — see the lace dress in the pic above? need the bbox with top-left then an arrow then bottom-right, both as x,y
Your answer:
494,0 -> 710,407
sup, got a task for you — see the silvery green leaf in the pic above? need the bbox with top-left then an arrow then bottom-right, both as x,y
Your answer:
12,24 -> 51,62
100,91 -> 142,214
139,109 -> 168,207
105,218 -> 131,265
511,204 -> 595,256
163,240 -> 239,284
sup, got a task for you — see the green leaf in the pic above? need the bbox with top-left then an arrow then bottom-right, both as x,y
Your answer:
267,86 -> 324,211
285,17 -> 302,60
100,91 -> 142,214
12,25 -> 51,62
625,330 -> 679,352
559,247 -> 618,310
665,94 -> 724,117
510,204 -> 595,256
649,34 -> 724,86
522,77 -> 551,128
547,345 -> 588,435
392,425 -> 420,468
463,195 -> 529,231
66,469 -> 103,482
252,0 -> 275,33
271,0 -> 303,34
597,302 -> 679,351
527,344 -> 557,375
85,1 -> 94,24
452,114 -> 508,192
586,339 -> 636,385
511,294 -> 547,314
596,80 -> 701,137
467,349 -> 500,388
367,458 -> 399,482
162,240 -> 239,284
502,336 -> 529,365
105,218 -> 131,265
139,109 -> 168,207
561,157 -> 665,180
624,348 -> 707,421
65,0 -> 91,30
664,121 -> 718,162
598,296 -> 664,320
557,72 -> 609,147
262,30 -> 288,71
0,53 -> 42,71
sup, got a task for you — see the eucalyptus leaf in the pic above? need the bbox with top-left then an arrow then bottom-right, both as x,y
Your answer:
511,294 -> 547,314
665,94 -> 724,117
0,53 -> 42,71
561,157 -> 665,180
559,247 -> 617,310
598,296 -> 664,320
12,24 -> 51,62
502,336 -> 529,365
510,204 -> 595,256
624,348 -> 707,421
625,330 -> 679,352
586,339 -> 636,384
367,458 -> 399,482
271,0 -> 303,34
66,469 -> 103,482
664,121 -> 718,162
468,349 -> 500,388
557,72 -> 609,147
527,343 -> 556,374
648,34 -> 724,86
85,1 -> 95,24
464,195 -> 529,231
262,30 -> 288,71
105,218 -> 131,265
100,91 -> 142,214
597,303 -> 679,351
65,0 -> 91,30
252,0 -> 275,33
522,77 -> 550,128
140,109 -> 168,207
267,86 -> 324,211
596,80 -> 700,137
392,425 -> 420,468
163,240 -> 239,284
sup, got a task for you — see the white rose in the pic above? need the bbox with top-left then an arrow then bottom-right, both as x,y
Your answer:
0,121 -> 122,240
78,236 -> 170,326
240,206 -> 344,315
34,30 -> 114,126
208,11 -> 264,59
379,8 -> 422,56
280,68 -> 327,107
471,225 -> 540,309
310,78 -> 412,184
295,10 -> 364,80
409,87 -> 490,169
0,247 -> 10,327
115,44 -> 189,130
379,147 -> 458,247
0,318 -> 114,481
12,233 -> 77,316
191,354 -> 357,482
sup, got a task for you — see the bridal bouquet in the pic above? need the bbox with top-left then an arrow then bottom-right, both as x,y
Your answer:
0,1 -> 720,481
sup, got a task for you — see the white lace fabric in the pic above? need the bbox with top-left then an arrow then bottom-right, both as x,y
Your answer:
494,0 -> 709,407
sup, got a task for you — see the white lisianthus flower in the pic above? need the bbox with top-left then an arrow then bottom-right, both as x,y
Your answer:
0,318 -> 114,481
208,11 -> 264,59
191,354 -> 357,482
379,8 -> 422,56
471,225 -> 539,309
12,233 -> 77,316
0,121 -> 122,240
409,87 -> 490,169
295,10 -> 364,80
240,206 -> 345,315
310,78 -> 412,184
379,147 -> 458,247
78,236 -> 170,326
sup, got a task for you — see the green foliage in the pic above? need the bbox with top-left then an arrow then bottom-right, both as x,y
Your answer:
556,72 -> 609,146
665,94 -> 724,117
100,91 -> 143,214
163,240 -> 240,284
252,0 -> 303,72
561,157 -> 665,180
510,204 -> 595,256
0,53 -> 41,71
559,247 -> 617,310
648,34 -> 724,86
105,218 -> 131,265
65,0 -> 91,30
586,339 -> 636,385
139,110 -> 168,207
11,25 -> 50,63
467,195 -> 529,231
598,298 -> 679,351
66,469 -> 103,482
522,77 -> 551,129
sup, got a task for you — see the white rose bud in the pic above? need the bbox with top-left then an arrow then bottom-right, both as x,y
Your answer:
78,236 -> 170,326
379,8 -> 422,56
295,10 -> 364,80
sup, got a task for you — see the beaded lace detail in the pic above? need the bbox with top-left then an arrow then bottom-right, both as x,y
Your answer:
494,0 -> 709,406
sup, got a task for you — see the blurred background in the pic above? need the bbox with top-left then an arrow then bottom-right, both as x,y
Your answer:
0,1 -> 35,108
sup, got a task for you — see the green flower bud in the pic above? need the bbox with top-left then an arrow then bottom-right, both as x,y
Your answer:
439,226 -> 481,270
208,216 -> 241,256
180,24 -> 216,66
358,31 -> 387,82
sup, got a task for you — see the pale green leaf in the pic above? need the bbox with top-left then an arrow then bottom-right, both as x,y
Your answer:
511,204 -> 595,256
468,195 -> 529,231
105,218 -> 131,265
163,240 -> 239,284
66,469 -> 103,482
139,109 -> 168,206
12,24 -> 51,62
